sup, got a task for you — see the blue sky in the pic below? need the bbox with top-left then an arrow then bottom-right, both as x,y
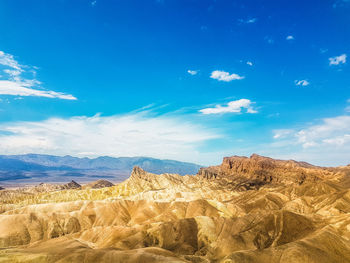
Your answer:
0,0 -> 349,166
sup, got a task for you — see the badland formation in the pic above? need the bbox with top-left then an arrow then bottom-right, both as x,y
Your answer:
0,154 -> 350,262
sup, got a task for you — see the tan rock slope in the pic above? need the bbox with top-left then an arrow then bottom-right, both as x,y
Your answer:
0,154 -> 349,263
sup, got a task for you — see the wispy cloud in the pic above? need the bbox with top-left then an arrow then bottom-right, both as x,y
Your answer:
238,18 -> 257,24
273,115 -> 350,148
345,99 -> 350,112
271,115 -> 350,165
273,129 -> 293,139
333,0 -> 350,8
210,70 -> 244,82
91,0 -> 97,6
264,36 -> 274,44
0,80 -> 76,100
298,116 -> 350,147
187,70 -> 198,75
295,80 -> 310,86
329,54 -> 347,66
0,50 -> 76,100
0,111 -> 220,163
286,35 -> 294,40
199,99 -> 257,115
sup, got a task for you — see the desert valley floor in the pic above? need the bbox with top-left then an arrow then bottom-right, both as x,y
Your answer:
0,154 -> 350,263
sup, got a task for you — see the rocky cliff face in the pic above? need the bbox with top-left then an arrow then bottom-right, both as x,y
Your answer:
197,154 -> 342,189
0,155 -> 349,263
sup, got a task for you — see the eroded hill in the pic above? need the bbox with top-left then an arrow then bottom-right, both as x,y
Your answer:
0,154 -> 349,263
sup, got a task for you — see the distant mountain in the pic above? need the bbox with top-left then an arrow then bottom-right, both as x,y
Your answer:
0,154 -> 202,185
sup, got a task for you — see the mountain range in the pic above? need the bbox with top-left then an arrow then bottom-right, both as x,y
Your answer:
0,154 -> 202,185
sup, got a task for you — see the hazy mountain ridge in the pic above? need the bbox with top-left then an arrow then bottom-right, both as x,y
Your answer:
3,154 -> 201,170
0,154 -> 202,184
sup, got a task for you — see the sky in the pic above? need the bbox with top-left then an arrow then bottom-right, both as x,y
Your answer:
0,0 -> 349,166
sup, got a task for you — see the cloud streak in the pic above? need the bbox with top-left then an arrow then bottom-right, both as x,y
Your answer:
0,80 -> 77,100
199,99 -> 257,115
0,50 -> 76,100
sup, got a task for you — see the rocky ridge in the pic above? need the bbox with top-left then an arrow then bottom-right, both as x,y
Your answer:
198,154 -> 343,189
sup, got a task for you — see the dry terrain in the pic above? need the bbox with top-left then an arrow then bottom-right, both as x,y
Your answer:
0,154 -> 350,263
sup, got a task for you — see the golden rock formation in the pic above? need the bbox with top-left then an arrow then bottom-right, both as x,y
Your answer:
0,154 -> 349,263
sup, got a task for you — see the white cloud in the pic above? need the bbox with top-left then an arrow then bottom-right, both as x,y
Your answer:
329,54 -> 347,66
210,70 -> 244,82
247,61 -> 253,66
187,70 -> 198,75
286,35 -> 294,40
199,99 -> 257,115
295,80 -> 310,86
0,111 -> 219,164
0,50 -> 76,100
91,0 -> 97,6
247,18 -> 257,23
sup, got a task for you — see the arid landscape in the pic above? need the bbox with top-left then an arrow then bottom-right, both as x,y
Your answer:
0,154 -> 350,263
1,0 -> 349,262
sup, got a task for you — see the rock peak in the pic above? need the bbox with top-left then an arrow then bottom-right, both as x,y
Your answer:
131,166 -> 147,177
84,179 -> 114,189
63,180 -> 81,189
